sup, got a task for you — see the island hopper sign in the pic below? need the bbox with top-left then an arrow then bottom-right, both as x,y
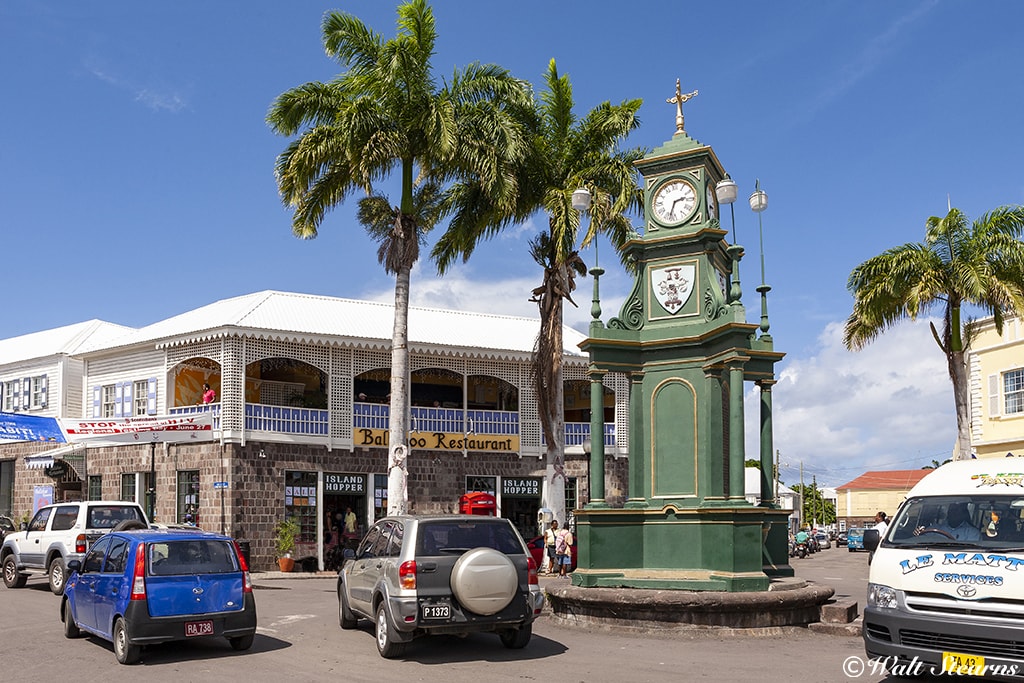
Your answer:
357,427 -> 519,454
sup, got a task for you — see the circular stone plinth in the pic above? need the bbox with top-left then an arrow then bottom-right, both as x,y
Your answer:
545,578 -> 834,633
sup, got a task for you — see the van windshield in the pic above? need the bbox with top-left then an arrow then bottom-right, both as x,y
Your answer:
887,495 -> 1024,549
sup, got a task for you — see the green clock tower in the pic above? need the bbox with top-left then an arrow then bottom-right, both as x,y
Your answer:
572,80 -> 792,591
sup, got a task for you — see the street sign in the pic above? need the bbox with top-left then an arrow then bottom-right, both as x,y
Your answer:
213,481 -> 229,489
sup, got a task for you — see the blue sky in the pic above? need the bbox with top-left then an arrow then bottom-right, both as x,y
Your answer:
3,1 -> 1023,487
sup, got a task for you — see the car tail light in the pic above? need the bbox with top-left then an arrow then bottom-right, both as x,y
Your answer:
233,540 -> 253,594
527,557 -> 538,586
75,534 -> 87,554
399,560 -> 417,589
129,544 -> 147,600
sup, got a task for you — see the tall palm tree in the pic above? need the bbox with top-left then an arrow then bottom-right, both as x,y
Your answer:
267,0 -> 529,514
434,59 -> 644,524
844,206 -> 1024,461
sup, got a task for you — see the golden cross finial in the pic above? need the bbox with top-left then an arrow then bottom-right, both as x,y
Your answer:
667,78 -> 698,133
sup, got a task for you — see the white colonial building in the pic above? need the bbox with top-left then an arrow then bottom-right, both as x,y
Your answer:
0,290 -> 630,570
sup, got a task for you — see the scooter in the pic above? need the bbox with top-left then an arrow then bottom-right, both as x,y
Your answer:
794,539 -> 809,558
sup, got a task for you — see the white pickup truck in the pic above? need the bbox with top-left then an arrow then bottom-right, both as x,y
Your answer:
1,501 -> 149,594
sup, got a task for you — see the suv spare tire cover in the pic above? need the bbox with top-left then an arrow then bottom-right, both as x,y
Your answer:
450,547 -> 518,616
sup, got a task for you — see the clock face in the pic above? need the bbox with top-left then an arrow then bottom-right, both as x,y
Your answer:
652,179 -> 697,226
706,185 -> 717,220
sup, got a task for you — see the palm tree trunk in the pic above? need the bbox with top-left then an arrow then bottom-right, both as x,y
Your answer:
538,269 -> 567,525
387,265 -> 411,515
949,348 -> 972,460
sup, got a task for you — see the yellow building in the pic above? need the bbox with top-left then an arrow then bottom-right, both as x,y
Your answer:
834,469 -> 930,530
967,315 -> 1024,458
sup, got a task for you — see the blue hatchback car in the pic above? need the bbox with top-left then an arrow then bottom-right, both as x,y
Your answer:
60,528 -> 257,664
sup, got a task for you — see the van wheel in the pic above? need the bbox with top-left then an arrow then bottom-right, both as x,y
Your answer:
375,603 -> 406,659
113,618 -> 140,664
48,558 -> 67,595
3,556 -> 27,588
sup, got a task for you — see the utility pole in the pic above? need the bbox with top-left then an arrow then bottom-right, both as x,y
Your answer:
812,475 -> 818,528
799,461 -> 804,530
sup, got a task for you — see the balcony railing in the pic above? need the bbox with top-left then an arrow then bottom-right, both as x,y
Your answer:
169,403 -> 221,430
549,422 -> 616,448
171,400 -> 614,448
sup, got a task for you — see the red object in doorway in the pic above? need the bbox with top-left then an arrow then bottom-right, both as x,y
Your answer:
458,491 -> 496,516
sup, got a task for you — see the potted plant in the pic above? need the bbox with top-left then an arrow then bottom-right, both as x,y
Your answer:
274,517 -> 300,572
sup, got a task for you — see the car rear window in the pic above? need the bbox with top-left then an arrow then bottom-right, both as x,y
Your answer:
418,521 -> 523,555
148,540 -> 238,576
87,505 -> 145,529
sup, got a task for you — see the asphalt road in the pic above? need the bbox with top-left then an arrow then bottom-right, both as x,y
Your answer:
0,548 -> 924,683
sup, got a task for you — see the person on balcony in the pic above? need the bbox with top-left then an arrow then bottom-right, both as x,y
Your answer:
201,383 -> 216,404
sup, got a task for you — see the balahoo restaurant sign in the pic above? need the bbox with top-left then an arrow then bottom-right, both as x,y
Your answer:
356,428 -> 519,454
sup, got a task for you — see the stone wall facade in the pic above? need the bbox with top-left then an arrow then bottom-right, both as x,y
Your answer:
1,440 -> 629,572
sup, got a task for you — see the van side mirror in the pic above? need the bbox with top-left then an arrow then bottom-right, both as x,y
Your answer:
864,528 -> 880,551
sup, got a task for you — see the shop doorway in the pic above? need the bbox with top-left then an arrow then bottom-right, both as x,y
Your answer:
323,493 -> 365,571
324,494 -> 364,544
503,497 -> 540,541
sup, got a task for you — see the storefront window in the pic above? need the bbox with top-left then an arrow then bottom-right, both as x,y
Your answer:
284,470 -> 317,543
177,470 -> 200,526
466,475 -> 496,494
373,474 -> 388,521
87,475 -> 102,501
120,473 -> 136,502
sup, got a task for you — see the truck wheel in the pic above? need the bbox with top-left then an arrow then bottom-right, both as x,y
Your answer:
375,603 -> 406,659
499,623 -> 532,649
450,547 -> 517,616
3,556 -> 27,588
48,558 -> 67,595
113,519 -> 148,531
338,585 -> 358,629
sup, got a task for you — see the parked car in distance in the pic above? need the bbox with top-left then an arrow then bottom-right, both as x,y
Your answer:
61,528 -> 256,664
2,500 -> 149,594
525,534 -> 577,572
847,527 -> 865,551
836,531 -> 848,546
337,515 -> 544,658
814,532 -> 831,550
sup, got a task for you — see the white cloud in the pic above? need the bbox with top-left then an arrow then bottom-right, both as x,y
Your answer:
367,269 -> 956,490
85,57 -> 188,112
755,318 -> 955,488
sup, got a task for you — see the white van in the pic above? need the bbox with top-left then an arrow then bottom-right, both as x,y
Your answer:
863,459 -> 1024,678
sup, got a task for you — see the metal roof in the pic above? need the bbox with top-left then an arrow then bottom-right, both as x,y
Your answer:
0,320 -> 132,366
76,290 -> 589,360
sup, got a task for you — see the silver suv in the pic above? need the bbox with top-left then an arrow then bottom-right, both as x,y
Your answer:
336,515 -> 543,658
1,501 -> 149,594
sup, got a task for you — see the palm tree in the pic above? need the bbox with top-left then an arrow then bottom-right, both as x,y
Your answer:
844,206 -> 1024,462
434,59 -> 644,524
267,0 -> 529,514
